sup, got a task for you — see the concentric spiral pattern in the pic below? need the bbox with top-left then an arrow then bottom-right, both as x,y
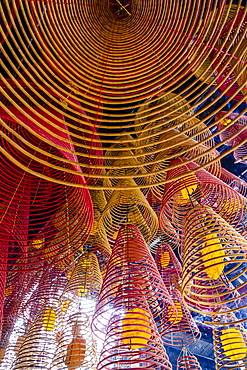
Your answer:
1,0 -> 247,189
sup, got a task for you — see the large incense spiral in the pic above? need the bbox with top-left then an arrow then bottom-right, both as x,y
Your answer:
92,224 -> 176,335
182,205 -> 247,322
1,0 -> 247,189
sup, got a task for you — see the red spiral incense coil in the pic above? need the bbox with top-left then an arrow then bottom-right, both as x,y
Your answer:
177,347 -> 202,370
155,245 -> 200,346
92,224 -> 176,336
0,149 -> 93,271
155,244 -> 182,291
162,289 -> 201,347
97,295 -> 173,370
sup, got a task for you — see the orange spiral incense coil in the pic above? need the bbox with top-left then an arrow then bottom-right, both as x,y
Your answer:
93,224 -> 176,336
1,0 -> 247,194
96,296 -> 172,370
159,157 -> 245,247
182,205 -> 247,321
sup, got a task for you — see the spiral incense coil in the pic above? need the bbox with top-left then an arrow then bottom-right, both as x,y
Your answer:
60,253 -> 103,315
12,305 -> 58,370
81,191 -> 112,273
98,178 -> 159,245
149,129 -> 221,202
0,153 -> 93,271
177,347 -> 202,370
209,9 -> 247,103
134,92 -> 193,132
220,168 -> 247,198
50,313 -> 98,370
155,244 -> 182,290
84,217 -> 112,275
159,157 -> 245,247
213,313 -> 247,370
0,269 -> 42,355
93,224 -> 176,336
216,112 -> 247,164
96,295 -> 172,370
182,205 -> 247,320
22,266 -> 71,326
162,289 -> 201,347
186,4 -> 243,85
2,0 -> 247,190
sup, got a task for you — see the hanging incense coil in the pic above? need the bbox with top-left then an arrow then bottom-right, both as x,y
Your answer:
220,168 -> 247,198
213,313 -> 247,370
177,347 -> 202,370
0,154 -> 93,271
155,246 -> 200,346
0,269 -> 42,358
60,253 -> 102,316
149,129 -> 221,202
22,265 -> 71,326
216,112 -> 247,163
13,305 -> 58,370
155,244 -> 182,290
182,205 -> 247,321
93,224 -> 176,336
98,178 -> 159,245
159,157 -> 245,247
162,289 -> 201,347
1,0 -> 247,192
50,313 -> 97,370
96,295 -> 172,370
